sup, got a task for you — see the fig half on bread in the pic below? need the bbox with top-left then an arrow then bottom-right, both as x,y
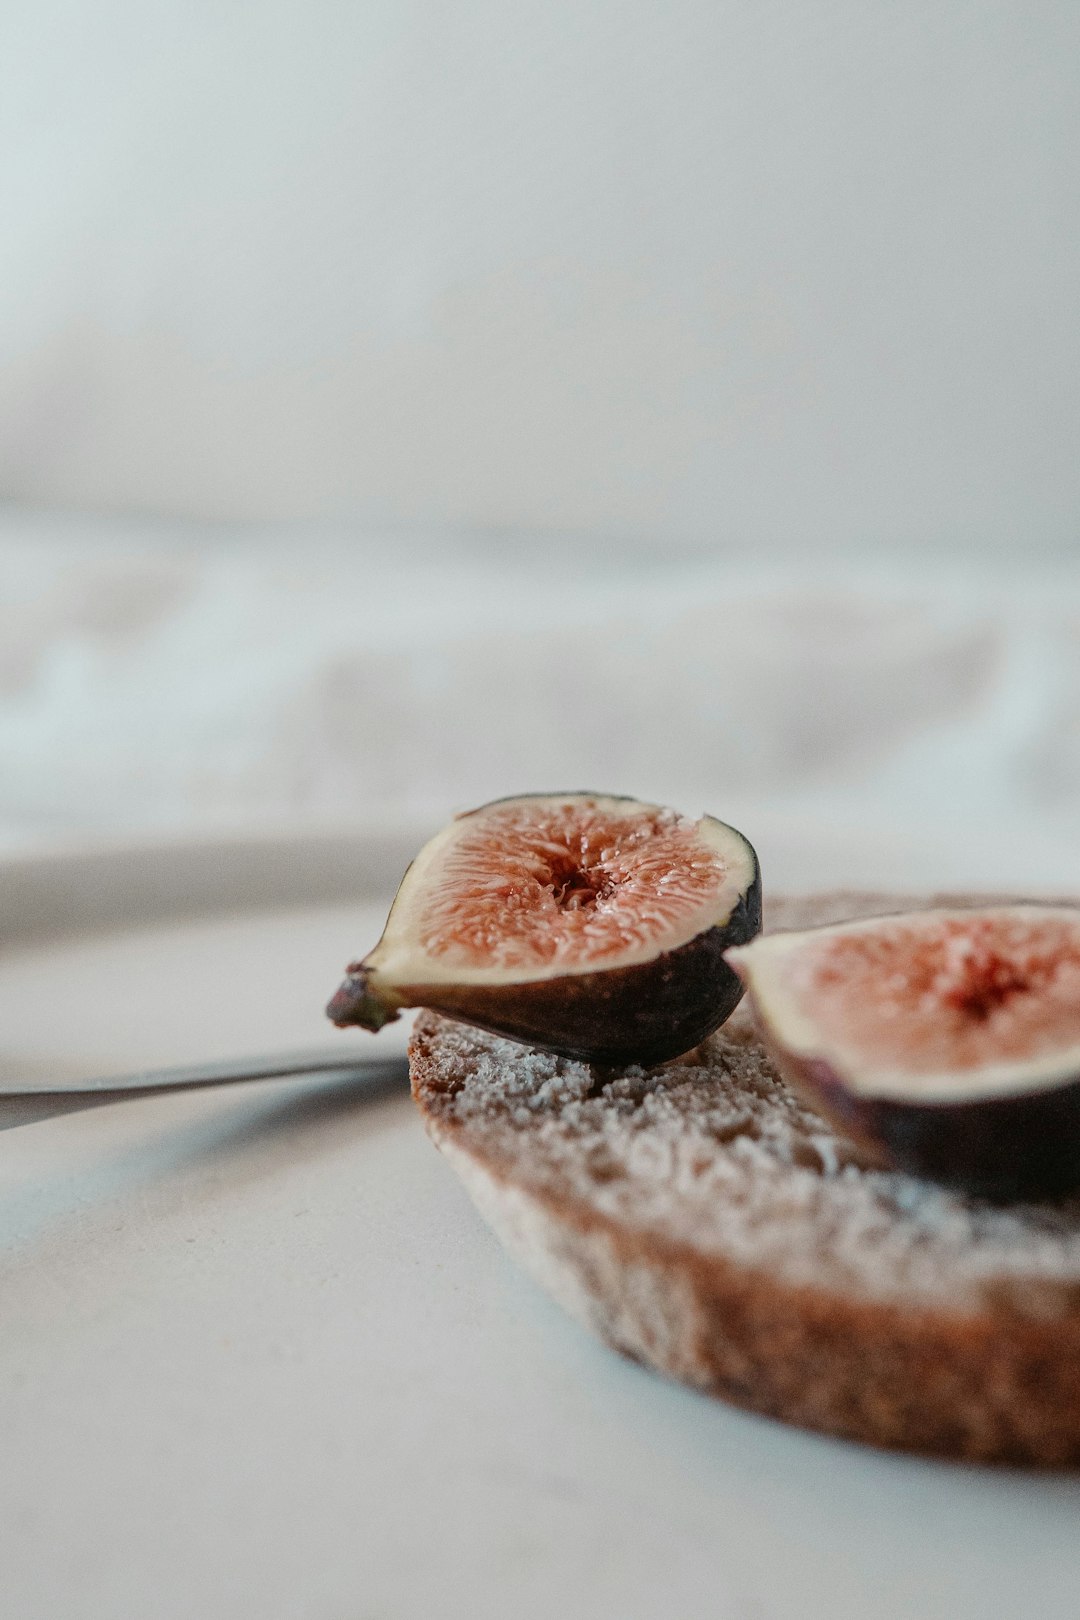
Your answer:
327,792 -> 761,1065
727,905 -> 1080,1200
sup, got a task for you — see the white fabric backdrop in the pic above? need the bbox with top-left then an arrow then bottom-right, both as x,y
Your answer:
5,6 -> 1077,868
4,514 -> 1080,891
2,3 -> 1079,553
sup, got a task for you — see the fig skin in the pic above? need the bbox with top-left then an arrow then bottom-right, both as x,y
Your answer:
327,794 -> 762,1066
758,1044 -> 1080,1201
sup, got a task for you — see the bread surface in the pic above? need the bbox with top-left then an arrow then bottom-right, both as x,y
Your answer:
409,891 -> 1080,1465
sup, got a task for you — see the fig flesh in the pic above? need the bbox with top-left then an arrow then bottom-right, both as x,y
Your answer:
328,792 -> 761,1065
727,906 -> 1080,1200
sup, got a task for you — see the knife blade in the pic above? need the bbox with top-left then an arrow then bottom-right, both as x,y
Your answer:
0,1048 -> 410,1130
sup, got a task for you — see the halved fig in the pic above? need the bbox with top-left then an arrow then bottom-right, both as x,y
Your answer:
726,906 -> 1080,1200
327,792 -> 761,1065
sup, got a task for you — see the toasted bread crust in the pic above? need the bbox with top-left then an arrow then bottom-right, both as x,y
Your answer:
410,892 -> 1080,1465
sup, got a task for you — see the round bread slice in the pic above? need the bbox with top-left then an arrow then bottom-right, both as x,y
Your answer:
409,891 -> 1080,1466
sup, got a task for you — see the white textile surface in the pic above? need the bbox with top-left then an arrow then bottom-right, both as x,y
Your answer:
4,513 -> 1080,891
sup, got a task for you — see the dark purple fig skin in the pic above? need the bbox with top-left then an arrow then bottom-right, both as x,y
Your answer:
753,1026 -> 1080,1203
329,872 -> 761,1067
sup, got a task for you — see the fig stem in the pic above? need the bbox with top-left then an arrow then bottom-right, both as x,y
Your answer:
326,969 -> 401,1032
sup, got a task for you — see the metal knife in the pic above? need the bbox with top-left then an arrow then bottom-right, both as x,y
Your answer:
0,1048 -> 410,1130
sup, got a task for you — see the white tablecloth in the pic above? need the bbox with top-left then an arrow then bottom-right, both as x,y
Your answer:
4,511 -> 1079,885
